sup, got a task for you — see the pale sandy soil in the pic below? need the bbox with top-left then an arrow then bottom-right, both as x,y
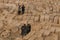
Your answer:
0,0 -> 60,40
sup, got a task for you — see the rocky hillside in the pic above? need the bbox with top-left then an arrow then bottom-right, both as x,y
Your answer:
0,0 -> 60,40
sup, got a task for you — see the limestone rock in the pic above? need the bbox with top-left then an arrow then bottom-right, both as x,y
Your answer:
1,30 -> 10,38
34,15 -> 40,22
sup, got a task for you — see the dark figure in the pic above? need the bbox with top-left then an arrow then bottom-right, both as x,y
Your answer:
21,5 -> 25,14
21,24 -> 31,36
18,5 -> 21,15
21,24 -> 27,36
26,24 -> 31,33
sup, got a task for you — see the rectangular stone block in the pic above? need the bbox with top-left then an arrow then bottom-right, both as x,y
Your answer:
58,32 -> 60,40
44,14 -> 49,22
24,31 -> 35,39
45,33 -> 58,40
28,34 -> 39,40
40,15 -> 45,22
49,15 -> 54,23
59,17 -> 60,24
34,15 -> 40,22
54,16 -> 59,24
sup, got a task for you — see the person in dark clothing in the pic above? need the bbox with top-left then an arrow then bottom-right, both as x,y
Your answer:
26,24 -> 31,34
21,5 -> 25,14
21,24 -> 31,36
21,24 -> 27,36
18,5 -> 21,15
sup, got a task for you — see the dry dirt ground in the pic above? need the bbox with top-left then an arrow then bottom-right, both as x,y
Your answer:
0,0 -> 60,40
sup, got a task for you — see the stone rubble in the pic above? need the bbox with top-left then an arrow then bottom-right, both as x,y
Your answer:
0,0 -> 60,40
